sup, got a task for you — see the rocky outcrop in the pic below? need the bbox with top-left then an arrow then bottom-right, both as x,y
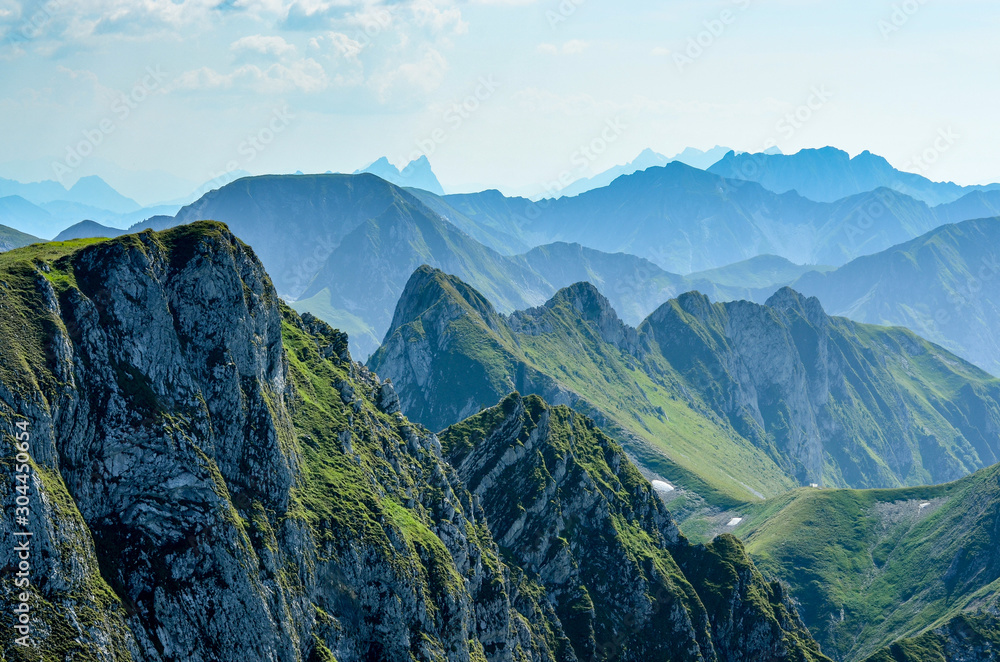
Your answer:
509,282 -> 642,356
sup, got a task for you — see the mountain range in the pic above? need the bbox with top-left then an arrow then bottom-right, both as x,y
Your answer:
47,162 -> 1000,369
554,146 -> 736,197
5,142 -> 1000,661
57,172 -> 821,359
0,223 -> 832,661
435,163 -> 964,273
369,267 -> 1000,511
708,147 -> 1000,206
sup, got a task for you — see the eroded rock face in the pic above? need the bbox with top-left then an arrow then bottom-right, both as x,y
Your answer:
0,223 -> 829,662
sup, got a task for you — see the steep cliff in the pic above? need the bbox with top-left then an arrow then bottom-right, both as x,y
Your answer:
0,223 -> 830,661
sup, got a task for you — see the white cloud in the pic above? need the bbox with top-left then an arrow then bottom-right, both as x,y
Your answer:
172,57 -> 328,93
231,34 -> 297,58
309,31 -> 363,60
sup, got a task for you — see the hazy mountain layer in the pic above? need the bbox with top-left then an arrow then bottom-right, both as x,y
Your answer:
791,217 -> 1000,375
0,223 -> 41,252
555,146 -> 734,198
439,163 -> 949,273
708,147 -> 1000,206
357,155 -> 445,196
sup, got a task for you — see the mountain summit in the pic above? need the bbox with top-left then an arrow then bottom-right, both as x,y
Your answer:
357,155 -> 446,195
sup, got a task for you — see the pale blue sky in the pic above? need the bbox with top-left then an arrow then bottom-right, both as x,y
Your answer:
1,0 -> 996,203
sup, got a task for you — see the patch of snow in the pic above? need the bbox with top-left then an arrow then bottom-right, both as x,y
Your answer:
651,480 -> 675,494
726,517 -> 743,527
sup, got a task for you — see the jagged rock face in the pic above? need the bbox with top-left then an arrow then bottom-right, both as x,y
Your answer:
1,226 -> 303,661
440,394 -> 830,662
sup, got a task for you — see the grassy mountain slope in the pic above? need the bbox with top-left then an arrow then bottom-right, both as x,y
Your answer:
862,614 -> 1000,662
730,465 -> 1000,661
369,267 -> 796,506
370,268 -> 1000,514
